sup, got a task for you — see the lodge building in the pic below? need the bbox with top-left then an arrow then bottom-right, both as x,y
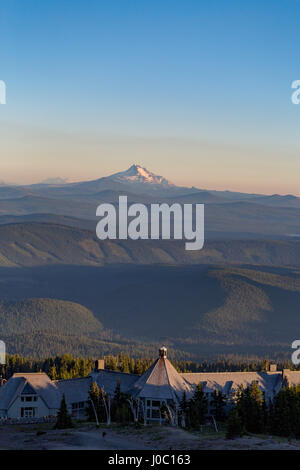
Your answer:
0,347 -> 300,422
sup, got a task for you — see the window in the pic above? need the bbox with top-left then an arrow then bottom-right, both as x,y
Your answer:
21,407 -> 37,418
145,399 -> 165,421
152,400 -> 160,407
20,394 -> 38,402
72,401 -> 85,410
151,409 -> 160,419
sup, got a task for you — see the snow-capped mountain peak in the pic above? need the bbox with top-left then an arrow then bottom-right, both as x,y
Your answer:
108,164 -> 174,187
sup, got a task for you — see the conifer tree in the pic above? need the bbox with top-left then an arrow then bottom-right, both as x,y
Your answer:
226,408 -> 243,439
180,390 -> 189,427
261,392 -> 268,433
189,383 -> 208,428
55,394 -> 73,429
270,387 -> 300,437
111,379 -> 131,423
211,389 -> 226,422
49,365 -> 58,380
114,378 -> 121,402
134,359 -> 144,375
236,382 -> 264,433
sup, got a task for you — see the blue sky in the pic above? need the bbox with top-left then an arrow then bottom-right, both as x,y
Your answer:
0,0 -> 300,193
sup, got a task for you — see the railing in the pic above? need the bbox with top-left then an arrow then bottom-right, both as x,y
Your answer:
0,416 -> 56,426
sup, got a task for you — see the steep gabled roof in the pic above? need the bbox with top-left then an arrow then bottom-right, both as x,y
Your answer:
22,383 -> 37,395
0,376 -> 26,410
0,373 -> 60,410
131,354 -> 190,402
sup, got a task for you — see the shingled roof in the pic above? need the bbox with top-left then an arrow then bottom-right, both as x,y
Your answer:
131,347 -> 190,402
0,373 -> 61,411
282,370 -> 300,388
89,369 -> 139,396
181,371 -> 283,400
56,376 -> 92,404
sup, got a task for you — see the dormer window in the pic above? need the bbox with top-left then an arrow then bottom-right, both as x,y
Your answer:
20,383 -> 38,402
21,395 -> 38,402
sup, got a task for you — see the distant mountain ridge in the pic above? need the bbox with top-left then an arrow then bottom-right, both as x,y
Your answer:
0,165 -> 300,238
0,163 -> 299,202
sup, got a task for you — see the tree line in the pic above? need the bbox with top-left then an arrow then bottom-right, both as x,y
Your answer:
226,382 -> 300,439
1,353 -> 299,381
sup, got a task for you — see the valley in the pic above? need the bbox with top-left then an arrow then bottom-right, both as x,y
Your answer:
0,165 -> 299,362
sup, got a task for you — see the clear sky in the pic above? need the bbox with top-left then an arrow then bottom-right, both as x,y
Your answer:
0,0 -> 300,194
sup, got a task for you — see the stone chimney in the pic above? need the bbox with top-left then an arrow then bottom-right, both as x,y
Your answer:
159,347 -> 167,358
94,359 -> 105,372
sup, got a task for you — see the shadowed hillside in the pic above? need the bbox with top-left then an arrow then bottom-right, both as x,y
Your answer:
0,264 -> 299,359
0,222 -> 300,267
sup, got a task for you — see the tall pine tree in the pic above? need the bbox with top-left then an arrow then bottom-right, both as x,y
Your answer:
55,394 -> 73,429
189,383 -> 208,428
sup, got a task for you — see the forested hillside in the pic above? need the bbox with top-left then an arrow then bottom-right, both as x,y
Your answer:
0,298 -> 103,335
0,222 -> 300,267
0,264 -> 299,359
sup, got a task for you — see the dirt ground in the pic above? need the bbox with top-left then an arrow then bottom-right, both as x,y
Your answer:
0,423 -> 300,450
